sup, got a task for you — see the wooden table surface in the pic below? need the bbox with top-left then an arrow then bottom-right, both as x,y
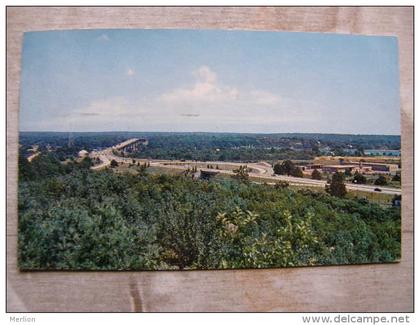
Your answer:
6,6 -> 414,312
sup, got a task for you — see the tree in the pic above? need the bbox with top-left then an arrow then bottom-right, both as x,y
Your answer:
273,160 -> 296,176
352,172 -> 367,184
311,169 -> 322,180
291,167 -> 303,178
344,168 -> 352,177
18,152 -> 35,181
326,172 -> 347,198
273,160 -> 303,177
233,165 -> 249,182
374,175 -> 388,186
110,159 -> 118,168
79,157 -> 92,169
138,162 -> 149,174
392,194 -> 402,207
392,173 -> 401,182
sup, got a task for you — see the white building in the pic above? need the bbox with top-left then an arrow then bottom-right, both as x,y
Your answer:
78,150 -> 89,158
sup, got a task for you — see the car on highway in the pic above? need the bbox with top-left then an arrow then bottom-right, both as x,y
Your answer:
374,188 -> 382,192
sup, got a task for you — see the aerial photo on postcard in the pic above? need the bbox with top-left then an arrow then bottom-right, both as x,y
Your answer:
18,29 -> 401,271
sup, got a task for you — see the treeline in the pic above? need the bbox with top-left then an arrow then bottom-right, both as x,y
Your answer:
19,132 -> 401,163
129,133 -> 400,162
133,147 -> 314,162
18,150 -> 93,181
18,154 -> 400,270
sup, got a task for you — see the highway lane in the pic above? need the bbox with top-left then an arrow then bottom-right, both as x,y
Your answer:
268,174 -> 401,195
90,149 -> 113,170
90,140 -> 401,195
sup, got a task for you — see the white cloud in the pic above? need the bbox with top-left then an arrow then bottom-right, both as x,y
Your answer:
33,67 -> 285,132
27,93 -> 317,132
159,65 -> 280,107
96,33 -> 110,42
160,65 -> 239,104
126,68 -> 135,76
192,65 -> 217,84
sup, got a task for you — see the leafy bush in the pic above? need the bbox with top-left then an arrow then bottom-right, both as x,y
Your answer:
326,172 -> 347,198
375,175 -> 388,186
311,169 -> 322,180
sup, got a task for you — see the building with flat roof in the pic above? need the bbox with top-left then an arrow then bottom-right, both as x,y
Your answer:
359,162 -> 399,174
322,165 -> 357,174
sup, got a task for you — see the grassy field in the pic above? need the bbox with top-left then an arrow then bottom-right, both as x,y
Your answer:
346,190 -> 395,206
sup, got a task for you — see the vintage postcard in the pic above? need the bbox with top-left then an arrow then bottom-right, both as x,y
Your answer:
18,29 -> 401,270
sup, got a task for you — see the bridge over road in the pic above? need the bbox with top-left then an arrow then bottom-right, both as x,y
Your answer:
90,138 -> 147,170
113,138 -> 148,152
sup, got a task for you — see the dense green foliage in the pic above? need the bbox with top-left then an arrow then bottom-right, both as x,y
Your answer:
353,172 -> 367,184
311,169 -> 322,180
273,160 -> 303,177
392,173 -> 401,182
18,155 -> 400,270
232,165 -> 250,183
326,172 -> 347,198
375,175 -> 388,186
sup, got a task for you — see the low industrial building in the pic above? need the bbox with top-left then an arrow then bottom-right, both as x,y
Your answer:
358,162 -> 399,174
321,165 -> 357,174
318,162 -> 398,175
298,160 -> 399,176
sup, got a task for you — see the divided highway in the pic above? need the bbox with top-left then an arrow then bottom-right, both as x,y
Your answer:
90,139 -> 401,195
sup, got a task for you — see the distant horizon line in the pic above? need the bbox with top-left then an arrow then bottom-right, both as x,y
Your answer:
19,130 -> 401,137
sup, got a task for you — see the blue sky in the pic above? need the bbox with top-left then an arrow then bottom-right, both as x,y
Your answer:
19,29 -> 400,135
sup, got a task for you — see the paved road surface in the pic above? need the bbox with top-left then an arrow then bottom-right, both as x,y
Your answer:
90,139 -> 401,195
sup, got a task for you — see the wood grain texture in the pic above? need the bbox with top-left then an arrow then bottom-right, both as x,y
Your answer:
6,6 -> 413,312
